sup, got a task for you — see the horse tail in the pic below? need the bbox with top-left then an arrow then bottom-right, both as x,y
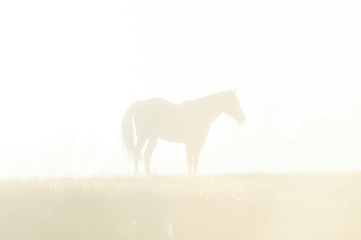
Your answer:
121,102 -> 137,157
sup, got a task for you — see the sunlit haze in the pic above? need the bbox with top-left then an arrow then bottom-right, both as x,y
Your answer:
1,0 -> 361,178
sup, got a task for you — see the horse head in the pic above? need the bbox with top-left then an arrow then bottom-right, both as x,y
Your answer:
222,89 -> 245,125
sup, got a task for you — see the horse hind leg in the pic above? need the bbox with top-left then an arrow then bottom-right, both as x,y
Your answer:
186,144 -> 194,175
144,137 -> 158,175
134,136 -> 146,175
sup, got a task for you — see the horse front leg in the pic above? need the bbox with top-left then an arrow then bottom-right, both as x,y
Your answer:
187,137 -> 206,176
187,155 -> 193,176
193,150 -> 201,176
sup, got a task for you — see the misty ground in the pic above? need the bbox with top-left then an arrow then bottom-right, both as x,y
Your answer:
0,173 -> 360,240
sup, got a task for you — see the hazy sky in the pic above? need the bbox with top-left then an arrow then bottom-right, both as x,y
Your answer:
1,0 -> 361,177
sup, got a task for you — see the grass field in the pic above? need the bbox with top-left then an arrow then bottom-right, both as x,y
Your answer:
0,173 -> 360,240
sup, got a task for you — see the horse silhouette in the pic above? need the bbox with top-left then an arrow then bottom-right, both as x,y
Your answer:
121,90 -> 245,175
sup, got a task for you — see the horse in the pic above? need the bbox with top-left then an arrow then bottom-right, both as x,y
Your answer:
121,89 -> 245,175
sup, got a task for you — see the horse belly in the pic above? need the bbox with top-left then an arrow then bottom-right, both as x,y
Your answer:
159,131 -> 187,143
158,119 -> 195,143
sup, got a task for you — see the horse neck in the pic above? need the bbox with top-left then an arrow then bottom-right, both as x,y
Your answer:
193,93 -> 226,125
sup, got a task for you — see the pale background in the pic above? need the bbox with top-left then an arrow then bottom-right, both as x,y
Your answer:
1,0 -> 360,178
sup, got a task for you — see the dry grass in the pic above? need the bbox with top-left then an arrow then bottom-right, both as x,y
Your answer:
0,173 -> 360,240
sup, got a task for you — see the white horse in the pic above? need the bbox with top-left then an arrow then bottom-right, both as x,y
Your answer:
121,90 -> 245,175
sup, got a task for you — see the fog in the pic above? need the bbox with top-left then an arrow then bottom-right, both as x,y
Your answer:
1,0 -> 361,178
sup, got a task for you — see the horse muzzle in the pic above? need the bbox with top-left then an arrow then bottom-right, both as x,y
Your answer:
237,116 -> 245,125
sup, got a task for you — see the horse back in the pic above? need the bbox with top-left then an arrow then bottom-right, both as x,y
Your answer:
132,98 -> 177,130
